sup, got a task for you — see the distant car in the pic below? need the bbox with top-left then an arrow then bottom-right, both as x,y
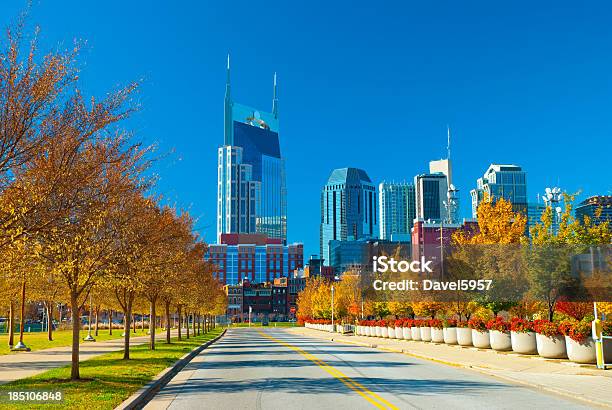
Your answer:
262,319 -> 269,326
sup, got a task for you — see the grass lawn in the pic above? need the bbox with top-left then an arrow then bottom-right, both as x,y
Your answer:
0,328 -> 223,409
0,328 -> 163,355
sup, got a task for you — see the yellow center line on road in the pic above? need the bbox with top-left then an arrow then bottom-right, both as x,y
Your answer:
257,330 -> 399,410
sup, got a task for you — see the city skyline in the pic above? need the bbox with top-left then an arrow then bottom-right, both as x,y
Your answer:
5,1 -> 612,258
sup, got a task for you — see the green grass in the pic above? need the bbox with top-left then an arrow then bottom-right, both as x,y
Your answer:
0,328 -> 223,410
0,328 -> 163,355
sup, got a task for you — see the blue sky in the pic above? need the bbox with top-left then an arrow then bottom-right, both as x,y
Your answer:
3,1 -> 612,257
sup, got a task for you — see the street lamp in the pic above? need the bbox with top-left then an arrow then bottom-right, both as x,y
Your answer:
331,285 -> 335,333
543,187 -> 563,235
84,294 -> 95,342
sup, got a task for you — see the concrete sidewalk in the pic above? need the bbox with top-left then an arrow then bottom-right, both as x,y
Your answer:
289,327 -> 612,408
0,330 -> 179,385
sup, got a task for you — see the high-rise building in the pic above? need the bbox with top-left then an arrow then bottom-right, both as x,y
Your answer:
328,238 -> 410,274
470,164 -> 527,217
576,196 -> 612,225
320,167 -> 378,265
414,173 -> 448,222
379,182 -> 416,242
217,57 -> 287,243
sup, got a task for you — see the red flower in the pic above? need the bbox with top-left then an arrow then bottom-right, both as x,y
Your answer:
533,319 -> 561,337
510,318 -> 534,333
429,319 -> 443,329
486,317 -> 509,332
468,317 -> 488,332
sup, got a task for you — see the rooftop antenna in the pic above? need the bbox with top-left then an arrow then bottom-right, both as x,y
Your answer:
447,125 -> 451,160
272,72 -> 279,118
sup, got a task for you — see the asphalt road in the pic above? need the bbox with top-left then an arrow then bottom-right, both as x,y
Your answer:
144,328 -> 593,410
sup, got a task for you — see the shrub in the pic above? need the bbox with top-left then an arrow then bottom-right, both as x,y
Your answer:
568,321 -> 592,343
486,317 -> 509,332
394,319 -> 404,327
377,319 -> 387,327
510,318 -> 534,333
558,320 -> 575,337
456,320 -> 469,328
555,302 -> 593,321
429,319 -> 443,329
468,317 -> 487,332
603,320 -> 612,337
442,318 -> 457,328
533,319 -> 561,337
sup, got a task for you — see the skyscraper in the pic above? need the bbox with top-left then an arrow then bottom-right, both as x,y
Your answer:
320,168 -> 378,265
576,195 -> 612,225
414,173 -> 448,222
379,182 -> 416,242
217,57 -> 287,243
470,164 -> 527,217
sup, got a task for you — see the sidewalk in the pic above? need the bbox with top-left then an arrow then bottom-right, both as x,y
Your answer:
0,330 -> 178,385
289,327 -> 612,408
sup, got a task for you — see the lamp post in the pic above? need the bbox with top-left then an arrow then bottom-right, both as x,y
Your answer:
248,306 -> 252,328
84,294 -> 95,341
331,285 -> 335,333
543,187 -> 563,235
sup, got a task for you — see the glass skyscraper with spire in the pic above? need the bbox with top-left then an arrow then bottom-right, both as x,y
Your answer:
217,56 -> 287,244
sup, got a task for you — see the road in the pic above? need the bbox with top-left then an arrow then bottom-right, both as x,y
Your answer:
145,328 -> 593,410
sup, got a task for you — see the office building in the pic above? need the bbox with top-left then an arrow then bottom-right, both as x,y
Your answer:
217,57 -> 287,243
414,173 -> 448,223
328,238 -> 410,274
379,182 -> 416,242
320,167 -> 378,265
206,234 -> 303,285
470,164 -> 528,218
576,195 -> 612,225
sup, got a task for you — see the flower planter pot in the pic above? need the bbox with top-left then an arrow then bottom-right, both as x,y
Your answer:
511,331 -> 537,354
420,326 -> 432,342
490,330 -> 512,351
402,327 -> 412,340
375,326 -> 381,337
535,333 -> 567,359
395,327 -> 404,340
565,336 -> 596,364
443,327 -> 458,344
387,327 -> 395,339
457,328 -> 472,346
363,326 -> 369,336
411,326 -> 422,341
431,328 -> 444,343
471,329 -> 491,348
381,327 -> 389,338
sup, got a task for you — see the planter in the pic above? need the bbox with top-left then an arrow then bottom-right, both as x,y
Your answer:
490,330 -> 512,351
431,328 -> 444,343
381,327 -> 389,338
565,336 -> 596,364
535,333 -> 567,358
411,326 -> 421,341
363,326 -> 370,336
443,327 -> 458,345
387,327 -> 395,339
420,326 -> 432,342
472,329 -> 491,349
396,327 -> 404,340
511,331 -> 537,354
457,328 -> 473,346
402,327 -> 412,340
375,326 -> 381,337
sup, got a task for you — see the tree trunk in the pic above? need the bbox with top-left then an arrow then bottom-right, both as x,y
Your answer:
70,293 -> 80,380
186,313 -> 190,339
165,300 -> 171,344
47,303 -> 54,341
109,309 -> 113,335
18,278 -> 26,344
132,314 -> 136,333
123,296 -> 133,360
197,315 -> 201,336
8,301 -> 14,346
149,299 -> 156,350
177,305 -> 182,340
142,313 -> 145,333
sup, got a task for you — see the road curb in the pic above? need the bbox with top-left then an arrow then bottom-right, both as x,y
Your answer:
115,329 -> 226,410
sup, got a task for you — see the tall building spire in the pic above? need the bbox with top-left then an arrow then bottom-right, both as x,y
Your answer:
224,54 -> 233,145
272,72 -> 279,119
447,125 -> 451,160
